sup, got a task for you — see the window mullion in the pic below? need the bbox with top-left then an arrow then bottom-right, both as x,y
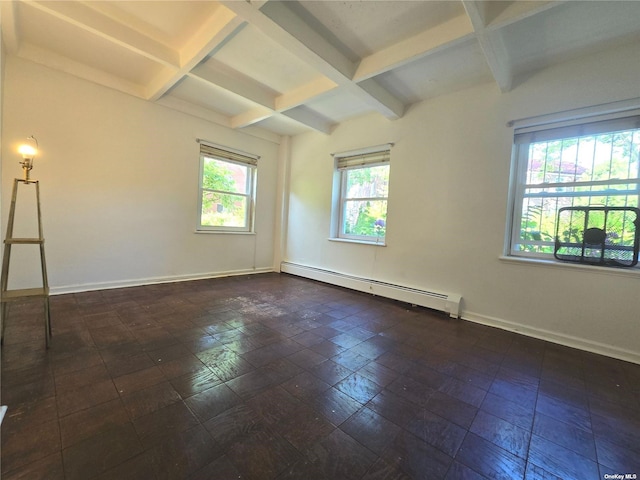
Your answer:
344,196 -> 388,202
524,190 -> 640,199
524,178 -> 640,189
202,187 -> 248,196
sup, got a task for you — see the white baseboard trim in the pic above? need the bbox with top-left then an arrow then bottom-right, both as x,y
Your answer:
50,267 -> 274,295
281,261 -> 461,318
463,310 -> 640,365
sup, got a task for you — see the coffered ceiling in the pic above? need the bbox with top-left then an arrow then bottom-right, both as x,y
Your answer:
2,1 -> 639,140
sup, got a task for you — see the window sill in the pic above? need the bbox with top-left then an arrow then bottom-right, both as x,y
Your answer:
195,230 -> 256,235
328,238 -> 386,246
499,255 -> 640,278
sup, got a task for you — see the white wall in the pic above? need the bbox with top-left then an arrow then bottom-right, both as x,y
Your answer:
285,41 -> 640,363
2,57 -> 281,292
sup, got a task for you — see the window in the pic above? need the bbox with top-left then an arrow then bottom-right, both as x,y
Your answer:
507,113 -> 640,259
333,146 -> 391,243
197,141 -> 257,232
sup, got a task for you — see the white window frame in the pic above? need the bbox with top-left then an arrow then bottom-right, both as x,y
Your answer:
331,144 -> 392,245
506,110 -> 640,261
196,140 -> 258,233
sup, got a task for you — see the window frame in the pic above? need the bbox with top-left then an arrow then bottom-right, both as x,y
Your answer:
331,145 -> 392,245
196,141 -> 258,233
506,112 -> 640,261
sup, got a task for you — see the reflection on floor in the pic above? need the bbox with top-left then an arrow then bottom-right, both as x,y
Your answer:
1,272 -> 639,479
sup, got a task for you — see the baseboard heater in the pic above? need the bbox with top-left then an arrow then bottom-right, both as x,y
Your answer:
280,262 -> 461,318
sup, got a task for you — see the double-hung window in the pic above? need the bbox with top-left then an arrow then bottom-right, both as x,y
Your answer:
507,113 -> 640,259
197,141 -> 258,232
333,145 -> 391,244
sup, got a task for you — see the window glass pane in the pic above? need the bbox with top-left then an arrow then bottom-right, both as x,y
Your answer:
202,157 -> 248,194
512,124 -> 640,256
334,154 -> 390,242
342,200 -> 387,238
345,165 -> 389,198
527,132 -> 640,186
201,191 -> 247,227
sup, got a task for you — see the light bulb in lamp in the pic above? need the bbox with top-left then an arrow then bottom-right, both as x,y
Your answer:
18,136 -> 38,182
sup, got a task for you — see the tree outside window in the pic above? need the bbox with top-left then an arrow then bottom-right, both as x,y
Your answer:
342,164 -> 389,240
197,146 -> 256,232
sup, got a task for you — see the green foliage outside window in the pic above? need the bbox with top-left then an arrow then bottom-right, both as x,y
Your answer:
517,131 -> 640,253
342,164 -> 389,239
200,157 -> 250,228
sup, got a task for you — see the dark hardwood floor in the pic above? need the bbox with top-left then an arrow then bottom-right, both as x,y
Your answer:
1,273 -> 639,479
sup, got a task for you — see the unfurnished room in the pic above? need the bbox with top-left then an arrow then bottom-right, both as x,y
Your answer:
0,1 -> 639,479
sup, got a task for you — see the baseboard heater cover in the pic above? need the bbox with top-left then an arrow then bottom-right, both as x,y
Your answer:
280,262 -> 461,318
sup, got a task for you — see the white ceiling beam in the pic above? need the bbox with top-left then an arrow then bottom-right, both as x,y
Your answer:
220,1 -> 351,84
258,0 -> 355,80
145,6 -> 245,101
484,1 -> 565,31
156,95 -> 282,145
462,0 -> 512,92
275,77 -> 337,111
283,108 -> 333,135
190,62 -> 275,110
1,1 -> 20,54
178,5 -> 241,70
79,1 -> 174,45
18,42 -> 144,97
26,1 -> 179,67
479,32 -> 512,92
232,105 -> 332,135
355,79 -> 405,119
354,14 -> 475,82
194,56 -> 340,124
248,0 -> 271,10
231,106 -> 274,129
221,0 -> 405,120
156,96 -> 231,128
192,68 -> 336,133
